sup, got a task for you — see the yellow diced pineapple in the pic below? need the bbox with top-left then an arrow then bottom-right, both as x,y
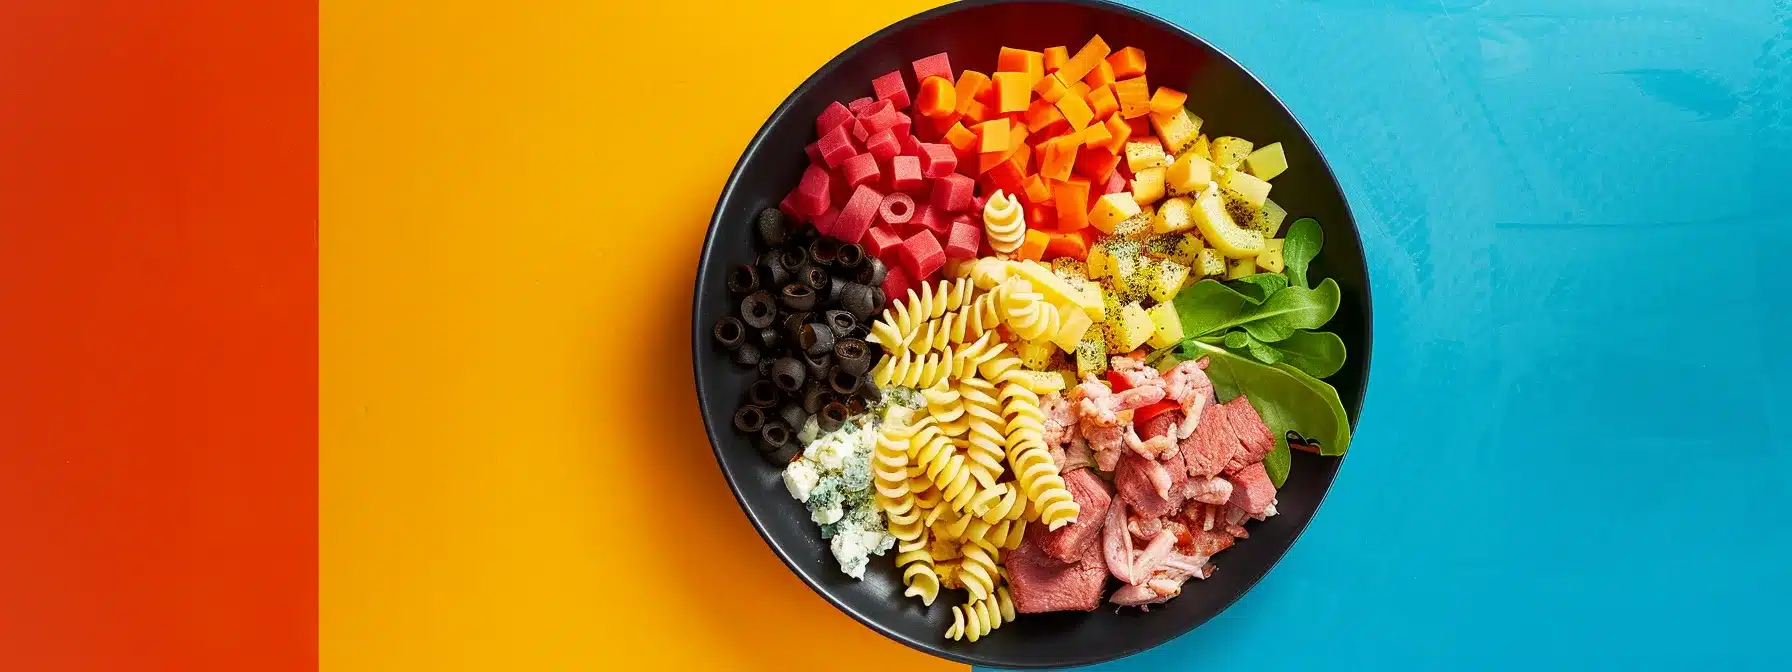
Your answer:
1256,239 -> 1286,273
1100,283 -> 1126,323
1089,193 -> 1142,234
1018,338 -> 1057,370
1124,141 -> 1168,173
1151,196 -> 1196,234
1219,168 -> 1272,211
1247,198 -> 1288,237
1086,242 -> 1111,279
1115,212 -> 1154,239
1170,233 -> 1203,266
1210,136 -> 1254,168
1052,257 -> 1089,282
1187,134 -> 1210,160
1078,325 -> 1113,371
1149,259 -> 1190,302
1012,370 -> 1067,392
1050,306 -> 1095,353
1150,108 -> 1203,155
1196,248 -> 1228,277
1165,152 -> 1213,196
1226,256 -> 1258,280
1131,166 -> 1167,205
1243,142 -> 1288,181
1146,302 -> 1185,348
1116,302 -> 1155,352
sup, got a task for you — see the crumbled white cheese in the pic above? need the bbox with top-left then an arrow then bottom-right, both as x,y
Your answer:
830,524 -> 896,579
812,501 -> 844,526
782,460 -> 820,503
780,414 -> 894,580
806,428 -> 856,470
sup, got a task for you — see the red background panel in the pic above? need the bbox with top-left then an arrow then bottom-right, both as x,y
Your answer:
0,1 -> 316,670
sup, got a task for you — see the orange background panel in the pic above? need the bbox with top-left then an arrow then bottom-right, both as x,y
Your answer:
0,1 -> 317,670
320,0 -> 961,670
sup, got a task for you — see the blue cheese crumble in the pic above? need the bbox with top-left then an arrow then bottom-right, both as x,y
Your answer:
781,414 -> 893,579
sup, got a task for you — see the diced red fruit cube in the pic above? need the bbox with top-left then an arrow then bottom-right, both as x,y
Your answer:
880,263 -> 915,310
780,189 -> 807,224
864,225 -> 905,258
879,192 -> 917,226
817,101 -> 853,137
914,203 -> 952,237
866,130 -> 901,161
896,231 -> 946,281
1103,170 -> 1127,196
847,97 -> 878,115
918,143 -> 958,178
872,70 -> 911,110
812,207 -> 842,236
944,217 -> 982,259
851,117 -> 870,142
796,165 -> 832,217
834,184 -> 884,244
860,98 -> 894,119
840,152 -> 881,189
900,134 -> 925,157
804,142 -> 823,165
912,52 -> 954,86
931,173 -> 976,213
863,108 -> 907,136
817,125 -> 857,169
891,156 -> 924,192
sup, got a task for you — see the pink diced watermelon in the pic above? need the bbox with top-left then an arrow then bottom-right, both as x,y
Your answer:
835,184 -> 884,244
866,130 -> 901,162
779,189 -> 807,224
841,152 -> 880,189
817,101 -> 853,137
812,207 -> 842,237
872,70 -> 911,110
863,108 -> 907,136
796,165 -> 831,217
851,117 -> 870,143
859,99 -> 895,120
846,97 -> 878,115
804,142 -> 822,165
913,202 -> 952,237
880,263 -> 915,310
864,225 -> 905,258
944,217 -> 982,259
1102,170 -> 1127,196
816,124 -> 856,169
918,143 -> 958,178
912,52 -> 953,86
899,133 -> 924,157
895,231 -> 946,281
891,156 -> 924,192
931,173 -> 975,213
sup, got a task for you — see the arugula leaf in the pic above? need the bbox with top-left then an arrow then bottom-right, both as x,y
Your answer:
1228,273 -> 1290,303
1224,330 -> 1285,366
1281,218 -> 1323,289
1173,279 -> 1254,338
1259,330 -> 1347,378
1179,340 -> 1352,462
1173,278 -> 1340,343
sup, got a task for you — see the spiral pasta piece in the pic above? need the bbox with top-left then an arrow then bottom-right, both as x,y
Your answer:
977,353 -> 1024,384
949,333 -> 1006,380
908,420 -> 981,512
1000,381 -> 1079,531
997,366 -> 1067,395
996,280 -> 1063,342
946,586 -> 1016,643
957,538 -> 1000,601
942,286 -> 1004,344
875,423 -> 925,543
894,536 -> 940,606
872,350 -> 948,388
922,379 -> 973,437
959,380 -> 1007,488
967,482 -> 1027,523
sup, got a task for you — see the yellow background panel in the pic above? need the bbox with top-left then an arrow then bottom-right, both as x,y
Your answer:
320,0 -> 961,670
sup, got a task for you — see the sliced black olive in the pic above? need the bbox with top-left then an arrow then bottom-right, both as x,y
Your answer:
818,402 -> 848,432
747,379 -> 779,408
824,310 -> 857,338
836,243 -> 864,268
798,323 -> 836,356
845,395 -> 868,415
834,338 -> 870,376
828,366 -> 861,396
839,282 -> 878,320
764,442 -> 802,466
769,357 -> 806,393
778,247 -> 808,274
761,250 -> 793,286
802,350 -> 832,382
740,291 -> 777,329
856,377 -> 882,403
726,264 -> 760,294
801,381 -> 827,415
713,316 -> 746,350
778,404 -> 808,432
782,311 -> 811,338
756,357 -> 774,377
756,208 -> 790,248
809,237 -> 840,266
758,327 -> 782,350
779,283 -> 818,312
733,405 -> 766,433
733,343 -> 761,368
800,266 -> 829,292
758,421 -> 792,453
857,257 -> 888,285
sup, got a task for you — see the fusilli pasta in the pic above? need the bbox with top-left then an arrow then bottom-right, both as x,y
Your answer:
908,419 -> 981,512
1000,380 -> 1080,530
945,585 -> 1016,643
872,350 -> 948,388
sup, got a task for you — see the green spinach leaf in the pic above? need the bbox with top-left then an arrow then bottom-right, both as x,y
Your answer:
1178,340 -> 1352,462
1228,273 -> 1289,303
1260,330 -> 1347,378
1263,443 -> 1291,488
1173,279 -> 1255,337
1281,218 -> 1323,289
1231,279 -> 1341,343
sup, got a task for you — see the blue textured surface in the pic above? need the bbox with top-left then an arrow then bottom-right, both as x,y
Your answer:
981,0 -> 1792,669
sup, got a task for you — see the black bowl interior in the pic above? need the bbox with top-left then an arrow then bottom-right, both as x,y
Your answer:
691,0 -> 1370,667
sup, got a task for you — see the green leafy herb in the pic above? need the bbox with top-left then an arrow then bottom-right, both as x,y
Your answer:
1228,272 -> 1290,303
1173,279 -> 1255,337
1255,330 -> 1347,378
1175,278 -> 1340,344
1281,218 -> 1323,289
1174,341 -> 1353,480
1224,330 -> 1285,366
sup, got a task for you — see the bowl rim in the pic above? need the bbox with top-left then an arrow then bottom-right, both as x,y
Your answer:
689,0 -> 1373,667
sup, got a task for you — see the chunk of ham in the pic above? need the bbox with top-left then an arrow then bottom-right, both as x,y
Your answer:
1124,424 -> 1176,460
1182,403 -> 1240,479
1071,376 -> 1165,428
1226,462 -> 1277,517
1036,468 -> 1112,563
1084,423 -> 1126,471
1115,452 -> 1182,518
1042,392 -> 1076,447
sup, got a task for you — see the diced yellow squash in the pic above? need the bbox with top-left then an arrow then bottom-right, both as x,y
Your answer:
1007,260 -> 1102,318
1110,251 -> 1142,297
1052,257 -> 1090,282
1131,166 -> 1167,205
1116,302 -> 1155,352
1115,212 -> 1154,239
1256,238 -> 1286,273
1146,302 -> 1185,348
1165,152 -> 1213,196
1246,198 -> 1288,237
1018,338 -> 1057,370
1210,136 -> 1254,168
1100,282 -> 1125,321
1196,248 -> 1228,277
1123,258 -> 1156,303
1148,259 -> 1190,302
1123,141 -> 1168,173
1078,325 -> 1112,372
1190,183 -> 1266,258
1169,233 -> 1203,266
1085,242 -> 1111,279
1050,305 -> 1096,353
1142,233 -> 1181,258
1187,134 -> 1210,160
1089,192 -> 1143,234
1006,369 -> 1067,392
1219,168 -> 1272,211
1226,256 -> 1258,280
1068,278 -> 1104,315
1151,196 -> 1196,234
1243,142 -> 1288,181
1150,108 -> 1203,155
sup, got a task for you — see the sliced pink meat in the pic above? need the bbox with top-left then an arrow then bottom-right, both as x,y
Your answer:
1115,452 -> 1180,518
1226,462 -> 1277,516
1136,411 -> 1180,443
1222,396 -> 1275,473
1037,468 -> 1112,563
1182,403 -> 1241,479
1008,535 -> 1107,614
1162,359 -> 1214,438
1183,475 -> 1234,505
1102,500 -> 1136,584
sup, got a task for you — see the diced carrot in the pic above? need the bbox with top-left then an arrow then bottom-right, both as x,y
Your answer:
1107,47 -> 1147,79
992,72 -> 1032,114
1010,141 -> 1033,175
978,149 -> 1008,175
955,71 -> 992,115
998,47 -> 1046,82
1149,87 -> 1187,115
1024,99 -> 1066,134
1075,146 -> 1121,183
1068,81 -> 1092,101
989,159 -> 1028,196
1023,174 -> 1053,205
1056,94 -> 1094,130
1056,35 -> 1112,87
1053,178 -> 1092,231
1126,115 -> 1152,139
1018,228 -> 1051,261
1087,85 -> 1120,121
1043,229 -> 1092,261
1027,202 -> 1057,231
975,118 -> 1011,154
1101,114 -> 1132,153
943,121 -> 979,155
1034,74 -> 1070,104
1038,138 -> 1074,181
964,99 -> 994,124
1083,59 -> 1116,89
916,76 -> 958,119
1082,120 -> 1114,149
1114,77 -> 1152,118
1043,46 -> 1070,73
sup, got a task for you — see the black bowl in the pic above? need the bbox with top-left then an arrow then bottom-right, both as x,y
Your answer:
691,0 -> 1370,667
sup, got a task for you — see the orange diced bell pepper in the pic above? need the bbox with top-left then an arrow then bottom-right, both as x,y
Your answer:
1023,174 -> 1053,205
916,76 -> 958,119
1039,138 -> 1077,181
1107,46 -> 1147,79
1114,76 -> 1152,118
1027,202 -> 1058,231
1024,99 -> 1067,135
988,159 -> 1028,196
1043,228 -> 1094,261
1056,35 -> 1112,86
976,118 -> 1012,154
1126,115 -> 1153,139
1053,178 -> 1092,231
1034,73 -> 1071,104
1055,94 -> 1095,130
1087,85 -> 1120,121
1081,120 -> 1113,149
1150,87 -> 1187,116
1043,46 -> 1070,73
998,47 -> 1046,83
1075,146 -> 1121,183
992,72 -> 1033,114
955,70 -> 992,115
943,121 -> 979,156
1017,228 -> 1051,261
1083,59 -> 1116,89
1101,114 -> 1132,153
964,99 -> 994,124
